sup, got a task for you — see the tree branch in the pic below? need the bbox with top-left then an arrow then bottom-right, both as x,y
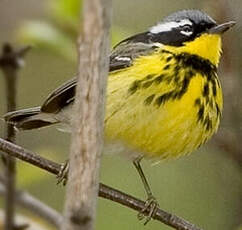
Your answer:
0,138 -> 203,230
0,175 -> 62,228
61,0 -> 112,230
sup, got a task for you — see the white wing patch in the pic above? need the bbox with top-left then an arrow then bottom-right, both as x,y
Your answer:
114,56 -> 131,61
150,19 -> 192,34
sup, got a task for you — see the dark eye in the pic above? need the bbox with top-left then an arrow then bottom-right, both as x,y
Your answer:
180,25 -> 193,36
200,21 -> 206,26
182,25 -> 192,32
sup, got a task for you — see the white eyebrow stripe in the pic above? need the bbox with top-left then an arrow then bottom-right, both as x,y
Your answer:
150,19 -> 192,34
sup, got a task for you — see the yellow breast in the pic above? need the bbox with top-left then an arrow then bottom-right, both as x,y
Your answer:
104,50 -> 223,159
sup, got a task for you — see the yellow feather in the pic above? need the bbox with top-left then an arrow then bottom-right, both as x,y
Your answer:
105,34 -> 223,159
165,34 -> 222,66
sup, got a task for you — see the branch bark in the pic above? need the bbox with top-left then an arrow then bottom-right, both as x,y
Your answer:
61,1 -> 112,230
0,137 -> 203,230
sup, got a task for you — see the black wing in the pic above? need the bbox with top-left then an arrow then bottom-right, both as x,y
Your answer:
110,32 -> 159,71
41,78 -> 77,113
41,32 -> 159,113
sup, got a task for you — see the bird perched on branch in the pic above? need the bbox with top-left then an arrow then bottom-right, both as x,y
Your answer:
4,10 -> 235,224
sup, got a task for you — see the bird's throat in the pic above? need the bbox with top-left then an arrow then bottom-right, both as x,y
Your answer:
164,34 -> 222,67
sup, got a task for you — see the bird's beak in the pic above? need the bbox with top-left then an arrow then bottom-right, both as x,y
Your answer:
208,21 -> 236,34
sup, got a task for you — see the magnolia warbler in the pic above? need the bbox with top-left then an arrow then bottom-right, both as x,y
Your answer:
4,10 -> 235,223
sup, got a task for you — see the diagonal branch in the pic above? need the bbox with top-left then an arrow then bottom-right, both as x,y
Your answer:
0,137 -> 203,230
0,175 -> 62,228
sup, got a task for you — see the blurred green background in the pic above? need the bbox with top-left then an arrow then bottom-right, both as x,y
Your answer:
0,0 -> 241,229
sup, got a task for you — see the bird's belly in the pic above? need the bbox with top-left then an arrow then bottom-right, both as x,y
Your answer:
105,76 -> 221,159
136,99 -> 209,159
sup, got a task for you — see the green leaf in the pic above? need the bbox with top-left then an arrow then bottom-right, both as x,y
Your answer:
49,0 -> 82,29
18,21 -> 77,62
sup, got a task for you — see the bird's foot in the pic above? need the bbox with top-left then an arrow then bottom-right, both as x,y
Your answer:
138,195 -> 159,225
56,160 -> 69,185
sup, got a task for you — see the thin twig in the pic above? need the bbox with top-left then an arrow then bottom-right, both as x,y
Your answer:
0,175 -> 62,228
0,137 -> 203,230
0,43 -> 30,230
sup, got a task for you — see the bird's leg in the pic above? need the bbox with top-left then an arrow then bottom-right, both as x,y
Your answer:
133,157 -> 159,225
56,159 -> 69,185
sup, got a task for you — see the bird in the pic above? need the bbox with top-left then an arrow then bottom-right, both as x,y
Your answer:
4,9 -> 235,224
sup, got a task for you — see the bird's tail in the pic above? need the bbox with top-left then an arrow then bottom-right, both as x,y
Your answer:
3,107 -> 58,130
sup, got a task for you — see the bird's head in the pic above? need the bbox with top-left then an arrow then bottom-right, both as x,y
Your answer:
149,10 -> 235,66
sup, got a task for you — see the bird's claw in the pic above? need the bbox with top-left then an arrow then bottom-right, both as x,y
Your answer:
138,195 -> 159,225
56,160 -> 69,185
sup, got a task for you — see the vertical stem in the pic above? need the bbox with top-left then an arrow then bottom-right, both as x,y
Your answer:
61,1 -> 111,230
0,44 -> 30,230
2,57 -> 17,230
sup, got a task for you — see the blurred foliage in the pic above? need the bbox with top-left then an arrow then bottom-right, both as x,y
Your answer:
17,0 -> 129,62
18,22 -> 77,62
50,0 -> 81,30
18,0 -> 80,62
